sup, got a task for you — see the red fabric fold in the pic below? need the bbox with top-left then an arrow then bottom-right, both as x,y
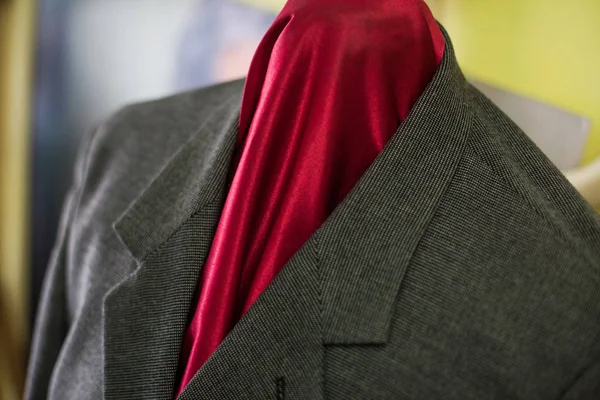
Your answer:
176,0 -> 444,394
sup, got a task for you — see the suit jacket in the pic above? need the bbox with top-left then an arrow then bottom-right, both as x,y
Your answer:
25,29 -> 600,400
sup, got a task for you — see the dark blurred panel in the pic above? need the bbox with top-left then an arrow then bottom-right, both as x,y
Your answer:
30,0 -> 71,333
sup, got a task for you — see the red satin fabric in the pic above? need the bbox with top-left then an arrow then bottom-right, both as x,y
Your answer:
176,0 -> 444,394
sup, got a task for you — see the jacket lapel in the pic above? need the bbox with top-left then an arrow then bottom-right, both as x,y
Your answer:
318,33 -> 472,345
178,27 -> 471,398
103,25 -> 470,400
103,91 -> 242,400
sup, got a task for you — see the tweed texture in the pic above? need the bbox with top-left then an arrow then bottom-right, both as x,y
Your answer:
26,28 -> 600,399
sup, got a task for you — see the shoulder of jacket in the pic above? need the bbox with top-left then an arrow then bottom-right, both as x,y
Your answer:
466,86 -> 600,262
98,79 -> 245,147
71,79 -> 244,224
80,78 -> 244,176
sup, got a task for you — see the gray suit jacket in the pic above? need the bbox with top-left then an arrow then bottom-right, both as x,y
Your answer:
26,30 -> 600,400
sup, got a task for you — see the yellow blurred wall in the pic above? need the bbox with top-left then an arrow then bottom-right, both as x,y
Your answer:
431,0 -> 600,166
236,0 -> 284,13
0,0 -> 35,398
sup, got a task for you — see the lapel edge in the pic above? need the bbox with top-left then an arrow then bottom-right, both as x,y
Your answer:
319,25 -> 474,345
112,93 -> 241,263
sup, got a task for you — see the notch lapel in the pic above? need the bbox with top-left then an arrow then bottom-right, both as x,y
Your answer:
103,91 -> 241,400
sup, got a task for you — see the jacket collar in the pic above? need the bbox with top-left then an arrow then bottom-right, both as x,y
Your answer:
105,26 -> 472,399
113,92 -> 241,262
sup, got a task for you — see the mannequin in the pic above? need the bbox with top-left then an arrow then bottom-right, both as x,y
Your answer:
566,159 -> 600,207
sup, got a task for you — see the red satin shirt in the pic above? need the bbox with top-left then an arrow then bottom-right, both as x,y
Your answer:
176,0 -> 444,394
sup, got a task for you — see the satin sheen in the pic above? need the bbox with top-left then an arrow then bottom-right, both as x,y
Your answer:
176,0 -> 444,394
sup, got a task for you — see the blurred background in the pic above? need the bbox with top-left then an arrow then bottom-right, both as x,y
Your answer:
1,0 -> 599,398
